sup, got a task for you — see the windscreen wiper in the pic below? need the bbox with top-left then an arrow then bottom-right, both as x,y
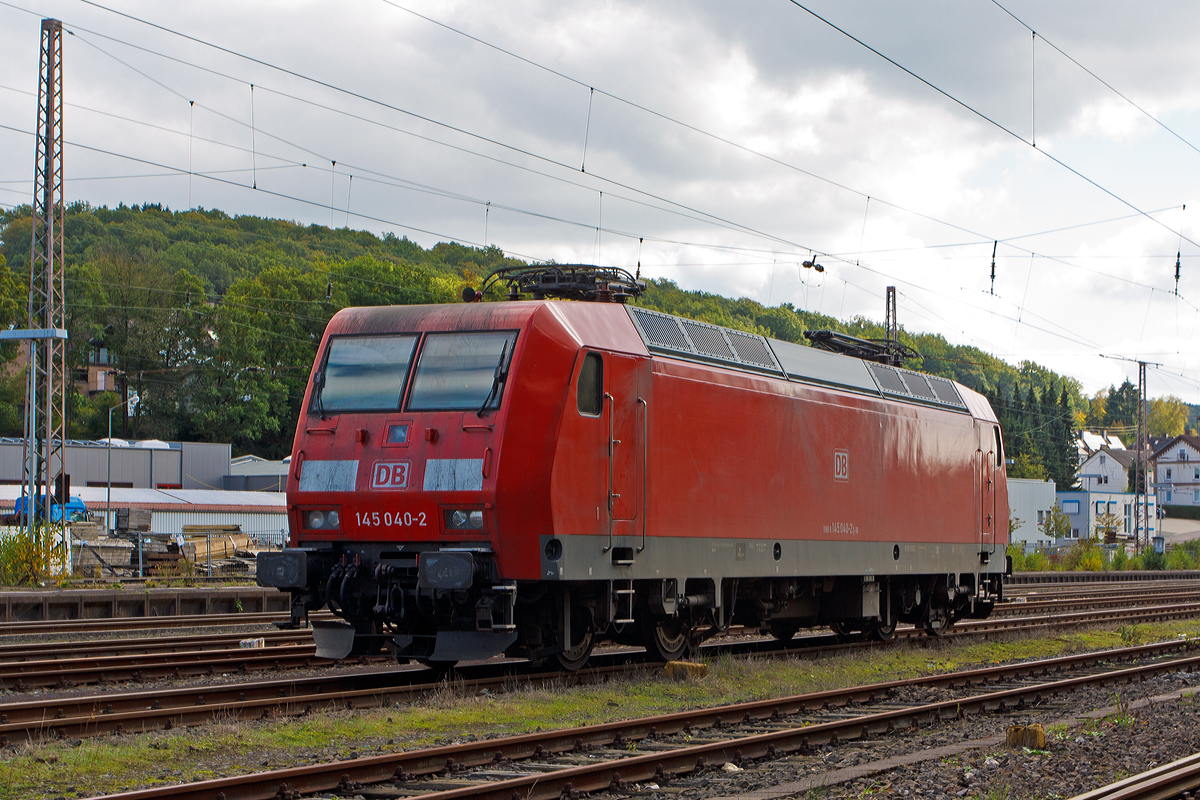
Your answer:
477,340 -> 510,417
314,364 -> 328,419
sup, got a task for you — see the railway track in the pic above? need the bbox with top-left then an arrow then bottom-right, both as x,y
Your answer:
2,595 -> 1199,693
1070,753 -> 1200,800
0,628 -> 312,661
1,583 -> 1193,664
0,611 -> 295,636
74,637 -> 1200,800
4,599 -> 1199,743
0,579 -> 1186,645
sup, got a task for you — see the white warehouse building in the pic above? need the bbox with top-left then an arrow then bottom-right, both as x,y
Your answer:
1007,478 -> 1057,548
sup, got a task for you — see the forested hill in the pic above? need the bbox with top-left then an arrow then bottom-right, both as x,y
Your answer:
0,203 -> 1188,486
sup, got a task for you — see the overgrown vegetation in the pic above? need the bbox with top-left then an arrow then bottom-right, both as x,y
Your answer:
0,528 -> 69,585
1007,537 -> 1200,572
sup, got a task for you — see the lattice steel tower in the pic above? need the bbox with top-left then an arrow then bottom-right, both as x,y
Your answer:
24,18 -> 67,532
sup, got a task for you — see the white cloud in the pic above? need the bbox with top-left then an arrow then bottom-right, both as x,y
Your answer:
0,0 -> 1199,399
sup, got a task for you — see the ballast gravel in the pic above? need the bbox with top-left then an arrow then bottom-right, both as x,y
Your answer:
671,669 -> 1200,800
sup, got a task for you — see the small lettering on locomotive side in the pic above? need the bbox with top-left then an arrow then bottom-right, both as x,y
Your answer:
370,460 -> 411,489
823,521 -> 859,536
833,449 -> 849,482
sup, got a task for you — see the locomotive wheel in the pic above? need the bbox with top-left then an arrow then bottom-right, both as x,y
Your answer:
867,617 -> 897,642
767,620 -> 800,642
922,608 -> 953,637
641,615 -> 690,662
555,606 -> 596,671
829,621 -> 855,642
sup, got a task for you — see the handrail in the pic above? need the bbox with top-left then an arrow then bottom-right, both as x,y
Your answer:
637,396 -> 648,553
604,392 -> 616,554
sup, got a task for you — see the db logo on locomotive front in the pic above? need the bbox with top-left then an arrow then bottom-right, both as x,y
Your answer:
370,461 -> 411,490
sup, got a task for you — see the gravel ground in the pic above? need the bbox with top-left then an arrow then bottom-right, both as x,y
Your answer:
670,669 -> 1200,800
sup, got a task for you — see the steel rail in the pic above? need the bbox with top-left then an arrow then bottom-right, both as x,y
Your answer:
0,611 -> 294,636
0,643 -> 322,691
0,629 -> 309,661
988,590 -> 1200,618
78,643 -> 1200,800
1069,752 -> 1200,800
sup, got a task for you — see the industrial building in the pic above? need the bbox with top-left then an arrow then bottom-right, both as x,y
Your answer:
0,484 -> 286,543
1007,478 -> 1056,548
0,438 -> 231,491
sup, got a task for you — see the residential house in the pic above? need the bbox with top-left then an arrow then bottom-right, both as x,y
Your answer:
1074,430 -> 1125,468
1153,434 -> 1200,508
1077,446 -> 1134,492
1056,490 -> 1157,542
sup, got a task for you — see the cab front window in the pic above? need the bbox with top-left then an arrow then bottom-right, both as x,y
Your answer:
314,335 -> 418,412
407,331 -> 517,411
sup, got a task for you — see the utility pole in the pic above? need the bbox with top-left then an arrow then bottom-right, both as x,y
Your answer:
1100,355 -> 1160,553
4,19 -> 69,547
1137,361 -> 1149,553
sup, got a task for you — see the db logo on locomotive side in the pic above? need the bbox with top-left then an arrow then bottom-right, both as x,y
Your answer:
833,449 -> 849,482
371,461 -> 411,489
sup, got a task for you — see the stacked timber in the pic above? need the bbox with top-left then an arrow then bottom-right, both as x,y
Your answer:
114,508 -> 152,532
71,536 -> 134,577
182,525 -> 255,575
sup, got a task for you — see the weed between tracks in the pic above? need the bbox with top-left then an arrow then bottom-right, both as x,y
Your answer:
3,618 -> 1200,799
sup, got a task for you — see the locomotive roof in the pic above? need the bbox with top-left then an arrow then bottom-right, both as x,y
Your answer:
322,301 -> 996,423
626,305 -> 995,421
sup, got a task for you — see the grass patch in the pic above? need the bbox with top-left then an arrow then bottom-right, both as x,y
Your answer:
4,618 -> 1200,799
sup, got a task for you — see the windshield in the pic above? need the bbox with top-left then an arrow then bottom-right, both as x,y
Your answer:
407,331 -> 517,411
315,335 -> 418,412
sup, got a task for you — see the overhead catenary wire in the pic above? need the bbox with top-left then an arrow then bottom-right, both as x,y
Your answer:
358,0 -> 1200,270
0,116 -> 1181,362
39,2 -> 1198,327
1,1 -> 1193,388
990,0 -> 1200,161
782,0 -> 1199,251
8,0 -> 1200,275
54,28 -> 831,260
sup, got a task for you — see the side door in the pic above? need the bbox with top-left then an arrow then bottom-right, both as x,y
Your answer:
608,354 -> 642,525
979,425 -> 999,552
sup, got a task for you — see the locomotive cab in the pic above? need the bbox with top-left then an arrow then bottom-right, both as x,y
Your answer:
260,317 -> 527,663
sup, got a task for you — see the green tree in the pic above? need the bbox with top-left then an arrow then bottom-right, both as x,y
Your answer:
1038,505 -> 1073,540
1148,396 -> 1188,436
1093,509 -> 1123,543
1008,450 -> 1047,480
1107,379 -> 1140,433
219,265 -> 335,458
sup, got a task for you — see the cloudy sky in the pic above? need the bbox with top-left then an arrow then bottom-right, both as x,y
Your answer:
1,1 -> 1198,401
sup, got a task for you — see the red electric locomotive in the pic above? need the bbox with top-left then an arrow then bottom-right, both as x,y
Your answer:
258,266 -> 1009,669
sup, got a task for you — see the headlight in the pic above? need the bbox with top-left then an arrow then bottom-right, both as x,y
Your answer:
446,509 -> 484,530
305,509 -> 340,530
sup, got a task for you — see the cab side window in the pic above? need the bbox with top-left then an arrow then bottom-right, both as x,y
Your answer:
577,353 -> 603,416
